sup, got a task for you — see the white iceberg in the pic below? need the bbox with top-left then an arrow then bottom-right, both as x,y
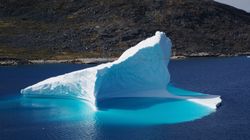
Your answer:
21,31 -> 221,109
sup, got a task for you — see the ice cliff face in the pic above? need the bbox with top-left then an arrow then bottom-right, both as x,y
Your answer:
21,31 -> 221,109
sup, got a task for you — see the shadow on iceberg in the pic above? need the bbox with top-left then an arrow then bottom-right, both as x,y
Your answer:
21,31 -> 221,110
96,97 -> 180,110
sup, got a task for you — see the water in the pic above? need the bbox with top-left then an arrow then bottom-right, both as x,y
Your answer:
1,57 -> 250,139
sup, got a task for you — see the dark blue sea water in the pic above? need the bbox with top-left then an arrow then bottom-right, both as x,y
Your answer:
1,57 -> 250,139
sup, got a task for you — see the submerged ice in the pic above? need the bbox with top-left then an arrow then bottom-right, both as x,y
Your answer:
21,31 -> 221,109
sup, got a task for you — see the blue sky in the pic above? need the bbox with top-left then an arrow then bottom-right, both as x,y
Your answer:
215,0 -> 250,12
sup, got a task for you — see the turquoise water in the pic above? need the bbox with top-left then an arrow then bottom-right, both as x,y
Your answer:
0,94 -> 214,126
167,84 -> 205,96
96,97 -> 214,125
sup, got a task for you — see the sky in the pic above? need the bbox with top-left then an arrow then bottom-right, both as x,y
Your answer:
215,0 -> 250,12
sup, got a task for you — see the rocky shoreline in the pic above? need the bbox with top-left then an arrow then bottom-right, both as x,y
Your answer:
0,58 -> 117,66
1,52 -> 250,66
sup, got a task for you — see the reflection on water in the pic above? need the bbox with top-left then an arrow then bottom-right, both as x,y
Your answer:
0,97 -> 95,124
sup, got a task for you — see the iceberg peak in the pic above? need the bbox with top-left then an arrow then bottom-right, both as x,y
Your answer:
155,31 -> 164,37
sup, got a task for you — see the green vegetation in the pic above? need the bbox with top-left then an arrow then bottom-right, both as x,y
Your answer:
0,46 -> 107,60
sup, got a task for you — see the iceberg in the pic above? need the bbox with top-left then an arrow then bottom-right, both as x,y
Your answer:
21,31 -> 221,109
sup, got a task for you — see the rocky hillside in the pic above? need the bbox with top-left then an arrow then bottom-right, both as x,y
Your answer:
0,0 -> 250,59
